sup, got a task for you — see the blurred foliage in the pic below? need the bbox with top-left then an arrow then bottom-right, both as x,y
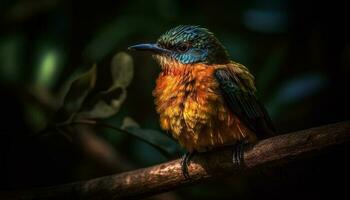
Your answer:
72,53 -> 131,119
0,0 -> 349,199
122,117 -> 182,158
39,51 -> 180,159
61,63 -> 97,118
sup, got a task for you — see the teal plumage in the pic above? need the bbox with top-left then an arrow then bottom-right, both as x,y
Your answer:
156,25 -> 230,64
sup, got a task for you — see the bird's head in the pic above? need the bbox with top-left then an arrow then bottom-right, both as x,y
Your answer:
128,25 -> 230,66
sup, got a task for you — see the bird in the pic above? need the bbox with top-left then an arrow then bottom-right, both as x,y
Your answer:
128,25 -> 275,177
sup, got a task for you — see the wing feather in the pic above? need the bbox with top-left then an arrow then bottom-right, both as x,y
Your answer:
215,67 -> 275,138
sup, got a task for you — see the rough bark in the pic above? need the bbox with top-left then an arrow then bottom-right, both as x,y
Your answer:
1,121 -> 349,199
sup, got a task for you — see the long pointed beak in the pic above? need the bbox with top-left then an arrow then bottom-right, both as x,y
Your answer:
128,43 -> 169,54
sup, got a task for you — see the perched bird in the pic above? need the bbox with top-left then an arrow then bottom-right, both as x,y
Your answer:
129,25 -> 275,176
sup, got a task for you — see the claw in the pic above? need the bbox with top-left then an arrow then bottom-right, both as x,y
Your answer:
181,152 -> 194,178
232,141 -> 247,166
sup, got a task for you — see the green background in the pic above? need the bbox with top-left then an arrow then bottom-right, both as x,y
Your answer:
1,0 -> 349,199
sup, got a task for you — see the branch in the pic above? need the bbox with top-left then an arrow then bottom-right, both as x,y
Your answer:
1,121 -> 350,199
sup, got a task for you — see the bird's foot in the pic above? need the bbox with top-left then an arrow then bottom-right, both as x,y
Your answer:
232,140 -> 248,166
181,152 -> 194,178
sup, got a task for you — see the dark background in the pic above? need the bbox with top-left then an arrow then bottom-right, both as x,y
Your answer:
0,0 -> 349,199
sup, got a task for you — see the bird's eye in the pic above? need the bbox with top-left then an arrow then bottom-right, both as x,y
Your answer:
176,43 -> 189,52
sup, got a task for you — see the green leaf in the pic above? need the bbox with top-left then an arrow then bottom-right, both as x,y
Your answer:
62,64 -> 97,115
121,116 -> 140,129
111,52 -> 134,87
76,86 -> 126,119
75,52 -> 133,119
121,117 -> 182,158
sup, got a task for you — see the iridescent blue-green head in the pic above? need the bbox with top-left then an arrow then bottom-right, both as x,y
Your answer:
128,25 -> 230,65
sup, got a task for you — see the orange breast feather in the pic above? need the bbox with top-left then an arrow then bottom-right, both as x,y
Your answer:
153,63 -> 256,152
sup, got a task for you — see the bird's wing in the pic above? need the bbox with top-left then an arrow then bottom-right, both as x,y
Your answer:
214,65 -> 276,138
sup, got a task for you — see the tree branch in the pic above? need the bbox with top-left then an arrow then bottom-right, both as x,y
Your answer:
1,121 -> 350,199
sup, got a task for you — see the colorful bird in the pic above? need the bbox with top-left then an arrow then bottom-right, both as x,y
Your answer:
129,25 -> 275,177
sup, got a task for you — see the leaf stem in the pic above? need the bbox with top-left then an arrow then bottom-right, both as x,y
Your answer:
56,119 -> 174,159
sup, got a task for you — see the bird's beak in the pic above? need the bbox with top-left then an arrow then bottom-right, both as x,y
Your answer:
128,43 -> 169,54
